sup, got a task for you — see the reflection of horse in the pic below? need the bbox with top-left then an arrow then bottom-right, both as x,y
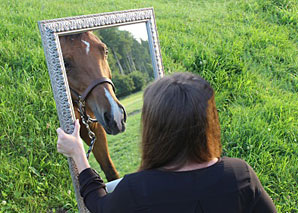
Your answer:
60,31 -> 126,181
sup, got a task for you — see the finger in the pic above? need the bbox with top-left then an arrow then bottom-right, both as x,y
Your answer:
57,144 -> 62,153
57,139 -> 62,147
56,128 -> 66,138
57,142 -> 67,155
72,119 -> 81,137
57,147 -> 61,153
57,147 -> 70,157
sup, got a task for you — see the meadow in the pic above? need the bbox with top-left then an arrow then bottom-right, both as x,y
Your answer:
0,0 -> 297,212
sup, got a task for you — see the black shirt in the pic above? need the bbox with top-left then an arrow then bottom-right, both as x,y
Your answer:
79,157 -> 276,213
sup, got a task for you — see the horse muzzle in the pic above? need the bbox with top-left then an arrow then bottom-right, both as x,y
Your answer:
103,104 -> 126,135
92,103 -> 126,135
78,78 -> 127,135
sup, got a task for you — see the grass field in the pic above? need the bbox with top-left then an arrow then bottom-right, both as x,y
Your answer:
0,0 -> 297,212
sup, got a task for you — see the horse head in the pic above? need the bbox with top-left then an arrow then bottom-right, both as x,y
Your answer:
60,31 -> 126,135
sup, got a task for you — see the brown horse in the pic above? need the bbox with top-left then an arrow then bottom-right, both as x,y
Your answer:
59,31 -> 126,181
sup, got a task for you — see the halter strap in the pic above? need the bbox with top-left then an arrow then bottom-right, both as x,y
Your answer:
80,77 -> 115,101
69,77 -> 127,123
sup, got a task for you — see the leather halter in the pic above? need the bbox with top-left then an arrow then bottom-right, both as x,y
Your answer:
70,77 -> 127,122
81,77 -> 115,102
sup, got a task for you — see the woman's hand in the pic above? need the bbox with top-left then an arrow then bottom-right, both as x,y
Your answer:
57,119 -> 90,173
57,119 -> 85,158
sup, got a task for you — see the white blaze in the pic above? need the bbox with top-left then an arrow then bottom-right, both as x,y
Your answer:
104,88 -> 122,126
81,40 -> 90,55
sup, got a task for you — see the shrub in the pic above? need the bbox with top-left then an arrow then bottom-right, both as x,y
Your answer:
113,73 -> 135,97
129,71 -> 146,92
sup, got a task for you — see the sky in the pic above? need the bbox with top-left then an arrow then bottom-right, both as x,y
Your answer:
118,22 -> 148,43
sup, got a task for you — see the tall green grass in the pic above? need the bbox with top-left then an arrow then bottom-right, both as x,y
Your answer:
0,0 -> 297,212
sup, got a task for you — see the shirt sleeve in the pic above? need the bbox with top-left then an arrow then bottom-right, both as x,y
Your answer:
78,168 -> 135,213
248,165 -> 277,213
79,168 -> 107,212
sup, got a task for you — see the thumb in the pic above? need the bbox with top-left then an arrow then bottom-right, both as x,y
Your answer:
72,119 -> 81,137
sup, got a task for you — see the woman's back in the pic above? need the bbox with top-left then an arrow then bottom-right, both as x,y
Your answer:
79,157 -> 276,213
58,72 -> 276,212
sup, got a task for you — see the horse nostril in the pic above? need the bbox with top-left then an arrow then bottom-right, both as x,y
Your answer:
104,112 -> 118,129
104,110 -> 125,133
104,112 -> 111,124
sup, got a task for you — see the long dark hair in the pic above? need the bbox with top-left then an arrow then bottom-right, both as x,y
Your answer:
139,72 -> 221,171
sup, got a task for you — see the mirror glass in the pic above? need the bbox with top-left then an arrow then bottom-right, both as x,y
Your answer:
59,22 -> 155,180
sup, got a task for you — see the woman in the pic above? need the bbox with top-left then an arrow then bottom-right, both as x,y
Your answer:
57,72 -> 276,213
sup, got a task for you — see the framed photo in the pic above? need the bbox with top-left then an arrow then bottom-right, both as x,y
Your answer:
38,8 -> 163,212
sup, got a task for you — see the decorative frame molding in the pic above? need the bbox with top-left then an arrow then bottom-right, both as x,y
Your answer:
38,8 -> 163,212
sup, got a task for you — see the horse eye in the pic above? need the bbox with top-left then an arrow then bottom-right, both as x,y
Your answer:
105,48 -> 109,57
64,60 -> 71,70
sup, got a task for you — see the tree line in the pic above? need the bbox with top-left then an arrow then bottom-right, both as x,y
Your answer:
94,27 -> 154,97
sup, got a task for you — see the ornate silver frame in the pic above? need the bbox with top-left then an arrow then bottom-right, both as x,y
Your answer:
38,8 -> 163,212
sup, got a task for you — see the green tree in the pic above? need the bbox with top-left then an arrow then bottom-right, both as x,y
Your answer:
129,71 -> 146,92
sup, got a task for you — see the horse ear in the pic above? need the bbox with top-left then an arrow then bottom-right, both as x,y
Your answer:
84,31 -> 94,37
